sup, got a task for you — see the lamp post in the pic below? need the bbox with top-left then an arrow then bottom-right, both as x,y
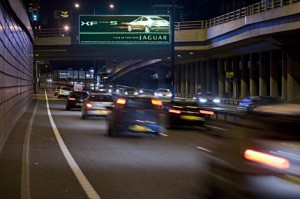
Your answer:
171,0 -> 176,98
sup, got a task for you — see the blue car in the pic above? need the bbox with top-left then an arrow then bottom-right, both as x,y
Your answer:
238,96 -> 284,111
107,96 -> 163,136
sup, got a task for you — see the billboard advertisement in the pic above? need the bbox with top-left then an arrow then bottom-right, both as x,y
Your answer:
79,15 -> 170,44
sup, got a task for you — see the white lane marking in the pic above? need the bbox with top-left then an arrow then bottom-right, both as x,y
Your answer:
21,101 -> 39,199
197,146 -> 211,153
204,124 -> 228,131
45,91 -> 101,199
160,133 -> 168,137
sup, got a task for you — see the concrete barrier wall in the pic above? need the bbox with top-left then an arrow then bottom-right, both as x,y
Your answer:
0,0 -> 34,151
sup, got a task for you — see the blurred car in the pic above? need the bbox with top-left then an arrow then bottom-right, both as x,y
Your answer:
66,91 -> 89,110
193,92 -> 221,107
122,87 -> 139,96
154,88 -> 173,100
127,16 -> 170,33
164,99 -> 214,129
54,86 -> 61,96
107,96 -> 163,136
202,103 -> 300,199
81,93 -> 115,119
238,96 -> 284,111
57,86 -> 71,98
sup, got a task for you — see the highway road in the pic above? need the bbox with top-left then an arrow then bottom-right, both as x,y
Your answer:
0,92 -> 232,199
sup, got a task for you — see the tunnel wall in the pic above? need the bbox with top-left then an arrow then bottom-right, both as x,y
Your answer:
0,0 -> 34,151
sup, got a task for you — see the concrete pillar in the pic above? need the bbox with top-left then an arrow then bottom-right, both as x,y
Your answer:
259,52 -> 268,96
206,60 -> 212,92
282,51 -> 287,101
232,57 -> 239,98
181,64 -> 185,96
218,59 -> 225,97
200,61 -> 206,93
190,63 -> 196,96
286,50 -> 300,102
249,53 -> 259,96
175,63 -> 181,96
185,64 -> 189,96
195,62 -> 200,93
225,58 -> 232,97
212,60 -> 218,95
240,55 -> 248,98
270,50 -> 279,97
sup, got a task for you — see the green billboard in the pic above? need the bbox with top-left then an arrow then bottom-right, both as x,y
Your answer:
79,15 -> 170,44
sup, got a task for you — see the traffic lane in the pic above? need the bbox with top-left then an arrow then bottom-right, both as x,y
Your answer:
49,99 -> 209,199
29,100 -> 87,199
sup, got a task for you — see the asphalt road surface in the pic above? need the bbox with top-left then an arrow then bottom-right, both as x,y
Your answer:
0,92 -> 228,199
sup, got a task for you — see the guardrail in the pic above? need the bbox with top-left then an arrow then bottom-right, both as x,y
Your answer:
175,0 -> 300,30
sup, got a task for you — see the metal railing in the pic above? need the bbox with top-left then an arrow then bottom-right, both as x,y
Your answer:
174,0 -> 300,30
36,0 -> 300,37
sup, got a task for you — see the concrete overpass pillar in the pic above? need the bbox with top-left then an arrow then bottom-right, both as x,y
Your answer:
249,53 -> 259,96
200,62 -> 206,93
190,63 -> 196,96
206,60 -> 212,92
175,63 -> 181,96
270,50 -> 279,97
218,59 -> 225,97
286,50 -> 300,102
232,57 -> 239,98
225,58 -> 232,97
195,62 -> 201,93
185,64 -> 189,96
212,60 -> 218,95
180,64 -> 185,96
240,55 -> 248,98
259,52 -> 268,96
282,51 -> 287,101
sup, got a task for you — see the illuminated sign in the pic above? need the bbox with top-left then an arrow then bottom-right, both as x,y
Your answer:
79,15 -> 170,44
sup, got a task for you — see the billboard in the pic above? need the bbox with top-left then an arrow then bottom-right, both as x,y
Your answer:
79,15 -> 170,44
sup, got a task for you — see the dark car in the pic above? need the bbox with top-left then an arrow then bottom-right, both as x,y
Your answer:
164,99 -> 214,129
238,96 -> 284,111
193,92 -> 221,107
107,96 -> 163,136
66,91 -> 89,110
81,93 -> 115,119
202,104 -> 300,199
121,87 -> 139,96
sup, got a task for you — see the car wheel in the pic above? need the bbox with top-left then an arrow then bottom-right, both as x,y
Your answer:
128,25 -> 132,32
66,105 -> 70,110
145,26 -> 150,33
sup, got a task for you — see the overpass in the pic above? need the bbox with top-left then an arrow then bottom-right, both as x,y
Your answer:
34,0 -> 300,101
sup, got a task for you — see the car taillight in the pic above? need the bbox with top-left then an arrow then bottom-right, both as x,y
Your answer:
68,97 -> 76,101
200,110 -> 214,115
86,102 -> 92,108
244,149 -> 290,169
168,109 -> 181,114
151,99 -> 162,106
116,98 -> 126,104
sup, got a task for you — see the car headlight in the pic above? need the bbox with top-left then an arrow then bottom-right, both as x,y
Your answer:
125,91 -> 128,95
213,99 -> 221,103
158,93 -> 163,97
134,92 -> 138,95
166,93 -> 172,97
199,98 -> 207,103
139,90 -> 143,94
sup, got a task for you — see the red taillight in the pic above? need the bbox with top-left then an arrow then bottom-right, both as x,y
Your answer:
168,109 -> 181,114
151,99 -> 163,106
68,97 -> 76,101
86,102 -> 92,108
244,149 -> 290,169
200,110 -> 214,115
117,98 -> 126,104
